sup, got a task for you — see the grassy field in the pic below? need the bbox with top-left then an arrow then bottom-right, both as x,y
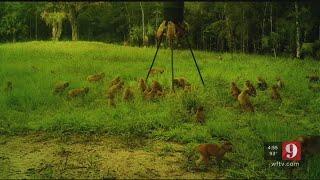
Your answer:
0,41 -> 320,179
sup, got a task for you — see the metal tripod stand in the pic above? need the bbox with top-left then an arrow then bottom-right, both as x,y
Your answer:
145,30 -> 205,91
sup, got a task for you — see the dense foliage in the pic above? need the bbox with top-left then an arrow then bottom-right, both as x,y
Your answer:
0,2 -> 319,57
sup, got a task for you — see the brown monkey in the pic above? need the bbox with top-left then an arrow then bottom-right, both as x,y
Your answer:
156,21 -> 166,39
257,77 -> 268,91
68,87 -> 89,98
195,106 -> 205,124
151,80 -> 163,92
87,72 -> 105,82
218,55 -> 223,61
276,77 -> 284,89
295,135 -> 320,155
167,21 -> 176,45
230,82 -> 241,100
245,80 -> 256,97
306,75 -> 319,83
110,76 -> 121,87
123,87 -> 134,101
144,80 -> 164,100
54,81 -> 69,94
196,141 -> 233,167
271,85 -> 281,101
149,68 -> 165,75
138,78 -> 148,93
173,77 -> 190,89
238,89 -> 254,112
107,81 -> 124,98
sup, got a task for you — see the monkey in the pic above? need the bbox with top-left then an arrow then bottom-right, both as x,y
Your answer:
4,81 -> 13,93
195,106 -> 205,124
107,81 -> 124,99
123,87 -> 134,101
156,21 -> 166,39
175,22 -> 188,38
149,68 -> 165,75
167,21 -> 176,46
123,41 -> 129,46
257,77 -> 268,91
110,76 -> 121,87
230,82 -> 241,100
138,78 -> 148,93
87,72 -> 105,82
245,80 -> 256,97
151,80 -> 163,92
271,85 -> 281,101
295,135 -> 320,155
68,87 -> 89,98
53,81 -> 69,94
238,89 -> 254,112
306,75 -> 319,83
196,141 -> 233,167
276,77 -> 284,89
218,55 -> 222,61
173,77 -> 190,89
144,81 -> 163,100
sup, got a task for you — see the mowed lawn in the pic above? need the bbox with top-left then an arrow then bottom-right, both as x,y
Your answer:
0,41 -> 320,178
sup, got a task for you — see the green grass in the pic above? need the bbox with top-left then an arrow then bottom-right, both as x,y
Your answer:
1,41 -> 320,178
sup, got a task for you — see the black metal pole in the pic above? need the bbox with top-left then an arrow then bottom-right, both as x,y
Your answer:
186,38 -> 205,86
171,45 -> 174,91
146,33 -> 164,82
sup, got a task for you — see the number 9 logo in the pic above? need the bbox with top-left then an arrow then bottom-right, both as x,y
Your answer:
282,141 -> 301,161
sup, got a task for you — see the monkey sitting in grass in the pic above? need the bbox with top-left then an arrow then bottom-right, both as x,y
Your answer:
173,77 -> 191,89
144,80 -> 164,100
245,80 -> 256,97
123,87 -> 134,102
195,106 -> 205,124
87,72 -> 105,82
271,85 -> 281,101
68,87 -> 89,98
257,77 -> 268,91
110,76 -> 121,87
238,89 -> 254,112
53,81 -> 69,94
276,77 -> 284,89
196,141 -> 233,168
149,68 -> 165,75
230,82 -> 241,100
138,78 -> 148,93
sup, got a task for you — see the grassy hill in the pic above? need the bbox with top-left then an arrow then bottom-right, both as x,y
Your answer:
0,41 -> 319,178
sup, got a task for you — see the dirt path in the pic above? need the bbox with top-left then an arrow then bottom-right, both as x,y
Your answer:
0,133 -> 223,179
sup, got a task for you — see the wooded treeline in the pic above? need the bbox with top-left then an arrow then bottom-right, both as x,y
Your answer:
0,2 -> 320,58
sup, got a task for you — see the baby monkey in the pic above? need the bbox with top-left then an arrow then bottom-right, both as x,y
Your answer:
173,77 -> 190,89
138,78 -> 148,93
87,72 -> 105,82
110,76 -> 121,87
230,82 -> 241,100
196,141 -> 233,167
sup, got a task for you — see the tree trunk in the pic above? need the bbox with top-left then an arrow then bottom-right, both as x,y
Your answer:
35,13 -> 38,40
318,24 -> 320,41
270,3 -> 273,33
140,2 -> 146,46
295,1 -> 301,58
68,8 -> 78,41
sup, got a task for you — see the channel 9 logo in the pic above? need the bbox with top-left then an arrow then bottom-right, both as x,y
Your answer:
264,141 -> 302,161
281,141 -> 301,161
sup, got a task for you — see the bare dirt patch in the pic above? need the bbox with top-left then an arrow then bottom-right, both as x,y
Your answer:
0,133 -> 223,179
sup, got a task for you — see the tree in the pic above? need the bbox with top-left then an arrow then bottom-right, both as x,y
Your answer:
41,10 -> 66,41
295,1 -> 301,58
